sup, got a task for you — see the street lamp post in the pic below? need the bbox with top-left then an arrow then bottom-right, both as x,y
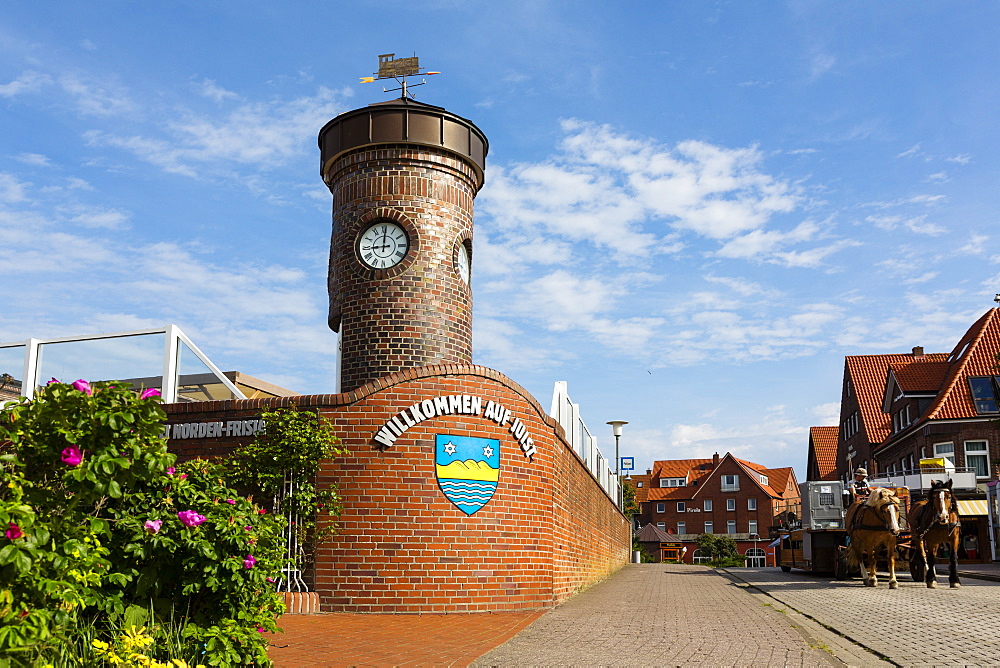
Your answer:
607,420 -> 628,508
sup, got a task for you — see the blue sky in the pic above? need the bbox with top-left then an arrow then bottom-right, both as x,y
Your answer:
2,2 -> 999,481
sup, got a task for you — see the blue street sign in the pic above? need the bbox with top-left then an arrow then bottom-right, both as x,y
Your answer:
620,457 -> 634,471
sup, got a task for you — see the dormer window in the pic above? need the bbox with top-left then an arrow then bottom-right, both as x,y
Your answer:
969,377 -> 1000,414
659,477 -> 687,488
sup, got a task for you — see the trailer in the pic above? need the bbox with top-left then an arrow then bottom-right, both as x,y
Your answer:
777,482 -> 913,580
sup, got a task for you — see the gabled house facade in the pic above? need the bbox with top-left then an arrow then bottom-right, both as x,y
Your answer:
635,452 -> 800,566
833,349 -> 949,483
806,426 -> 839,481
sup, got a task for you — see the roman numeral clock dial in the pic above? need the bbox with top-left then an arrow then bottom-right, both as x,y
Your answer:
357,222 -> 409,270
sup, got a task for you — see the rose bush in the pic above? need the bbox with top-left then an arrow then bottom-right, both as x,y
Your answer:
0,380 -> 285,666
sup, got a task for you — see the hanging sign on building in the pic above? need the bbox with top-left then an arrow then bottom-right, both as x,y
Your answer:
372,393 -> 536,460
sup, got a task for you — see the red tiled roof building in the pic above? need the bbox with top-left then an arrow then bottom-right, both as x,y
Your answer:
636,452 -> 800,566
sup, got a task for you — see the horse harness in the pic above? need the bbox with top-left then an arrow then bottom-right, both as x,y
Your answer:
849,502 -> 898,533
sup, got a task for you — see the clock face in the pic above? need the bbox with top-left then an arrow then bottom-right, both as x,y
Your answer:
456,242 -> 471,284
357,222 -> 409,269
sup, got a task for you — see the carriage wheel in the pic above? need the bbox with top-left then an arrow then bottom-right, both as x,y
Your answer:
834,554 -> 849,581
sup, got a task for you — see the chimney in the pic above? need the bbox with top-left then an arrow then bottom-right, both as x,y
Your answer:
646,468 -> 652,475
712,452 -> 720,468
912,346 -> 925,359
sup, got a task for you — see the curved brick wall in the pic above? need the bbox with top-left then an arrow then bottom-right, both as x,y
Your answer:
164,365 -> 630,613
325,145 -> 478,392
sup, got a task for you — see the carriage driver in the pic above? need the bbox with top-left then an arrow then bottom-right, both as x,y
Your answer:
851,467 -> 871,502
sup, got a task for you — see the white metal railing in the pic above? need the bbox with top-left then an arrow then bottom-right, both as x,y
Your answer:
869,467 -> 979,492
0,325 -> 245,403
550,381 -> 619,505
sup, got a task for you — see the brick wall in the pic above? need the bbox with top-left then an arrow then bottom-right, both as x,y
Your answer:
165,364 -> 630,613
326,145 -> 478,391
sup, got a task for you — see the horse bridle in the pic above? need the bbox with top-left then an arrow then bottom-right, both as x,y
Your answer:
916,489 -> 960,540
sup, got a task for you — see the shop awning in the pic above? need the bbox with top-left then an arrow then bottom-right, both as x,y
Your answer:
956,499 -> 989,516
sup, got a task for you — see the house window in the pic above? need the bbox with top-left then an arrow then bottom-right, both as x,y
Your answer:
726,498 -> 736,511
677,502 -> 686,512
968,377 -> 1000,414
748,520 -> 758,536
660,477 -> 687,487
748,498 -> 757,511
657,522 -> 665,531
721,475 -> 739,492
677,521 -> 686,535
727,520 -> 737,534
656,503 -> 665,513
703,499 -> 713,512
704,521 -> 713,534
637,482 -> 643,488
934,442 -> 955,466
965,440 -> 989,478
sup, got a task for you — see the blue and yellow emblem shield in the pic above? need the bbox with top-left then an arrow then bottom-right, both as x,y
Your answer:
435,434 -> 500,515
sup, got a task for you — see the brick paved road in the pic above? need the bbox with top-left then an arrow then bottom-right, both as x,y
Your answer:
473,564 -> 855,667
729,567 -> 999,667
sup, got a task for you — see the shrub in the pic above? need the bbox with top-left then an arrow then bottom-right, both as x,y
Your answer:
0,380 -> 284,666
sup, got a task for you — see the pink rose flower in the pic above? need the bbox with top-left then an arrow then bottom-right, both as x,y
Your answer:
258,508 -> 267,515
243,554 -> 256,569
5,523 -> 22,540
140,387 -> 161,400
144,519 -> 162,534
256,627 -> 266,633
225,498 -> 235,504
72,379 -> 92,395
61,445 -> 83,467
46,377 -> 60,385
177,510 -> 206,527
266,577 -> 276,583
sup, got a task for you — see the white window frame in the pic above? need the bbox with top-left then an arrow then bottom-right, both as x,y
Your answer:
656,502 -> 665,513
721,474 -> 739,492
745,547 -> 766,568
747,498 -> 757,511
965,440 -> 990,479
677,502 -> 685,512
656,522 -> 665,531
703,521 -> 714,534
934,442 -> 955,466
703,499 -> 713,512
677,521 -> 686,535
726,498 -> 736,512
748,520 -> 758,536
727,520 -> 737,534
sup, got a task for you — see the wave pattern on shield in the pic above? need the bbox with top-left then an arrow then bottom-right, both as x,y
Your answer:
435,434 -> 500,515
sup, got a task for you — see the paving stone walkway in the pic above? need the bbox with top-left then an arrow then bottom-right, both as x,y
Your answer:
472,564 -> 847,667
730,565 -> 1000,668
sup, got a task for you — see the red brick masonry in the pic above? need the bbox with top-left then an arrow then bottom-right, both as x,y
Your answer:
165,364 -> 630,613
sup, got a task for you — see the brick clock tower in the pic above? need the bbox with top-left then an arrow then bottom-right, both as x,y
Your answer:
318,98 -> 489,392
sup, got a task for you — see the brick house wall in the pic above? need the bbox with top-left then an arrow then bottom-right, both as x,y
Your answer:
164,364 -> 630,613
637,454 -> 799,547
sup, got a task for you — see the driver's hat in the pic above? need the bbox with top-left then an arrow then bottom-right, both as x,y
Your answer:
855,467 -> 868,476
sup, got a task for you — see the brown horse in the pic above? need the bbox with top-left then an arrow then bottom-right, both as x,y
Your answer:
908,479 -> 961,589
844,487 -> 902,588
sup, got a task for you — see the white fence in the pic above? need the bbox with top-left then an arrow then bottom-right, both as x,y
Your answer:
549,381 -> 619,505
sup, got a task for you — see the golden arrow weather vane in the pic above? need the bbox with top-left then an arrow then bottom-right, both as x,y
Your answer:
361,53 -> 439,98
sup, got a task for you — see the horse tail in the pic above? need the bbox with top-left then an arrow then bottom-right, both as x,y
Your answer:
843,541 -> 861,569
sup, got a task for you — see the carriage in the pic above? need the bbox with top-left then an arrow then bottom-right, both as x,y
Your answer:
777,481 -> 918,581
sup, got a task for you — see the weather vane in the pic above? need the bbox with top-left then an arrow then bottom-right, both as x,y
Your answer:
360,53 -> 439,99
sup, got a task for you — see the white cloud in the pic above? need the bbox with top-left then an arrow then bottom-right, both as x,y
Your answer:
15,153 -> 51,167
864,214 -> 945,236
58,74 -> 136,116
810,402 -> 840,426
947,154 -> 972,165
897,144 -> 922,158
0,71 -> 52,97
87,86 -> 350,179
0,173 -> 29,203
66,206 -> 131,230
196,78 -> 239,103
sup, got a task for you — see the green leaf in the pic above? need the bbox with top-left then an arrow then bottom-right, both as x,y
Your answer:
12,550 -> 31,574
